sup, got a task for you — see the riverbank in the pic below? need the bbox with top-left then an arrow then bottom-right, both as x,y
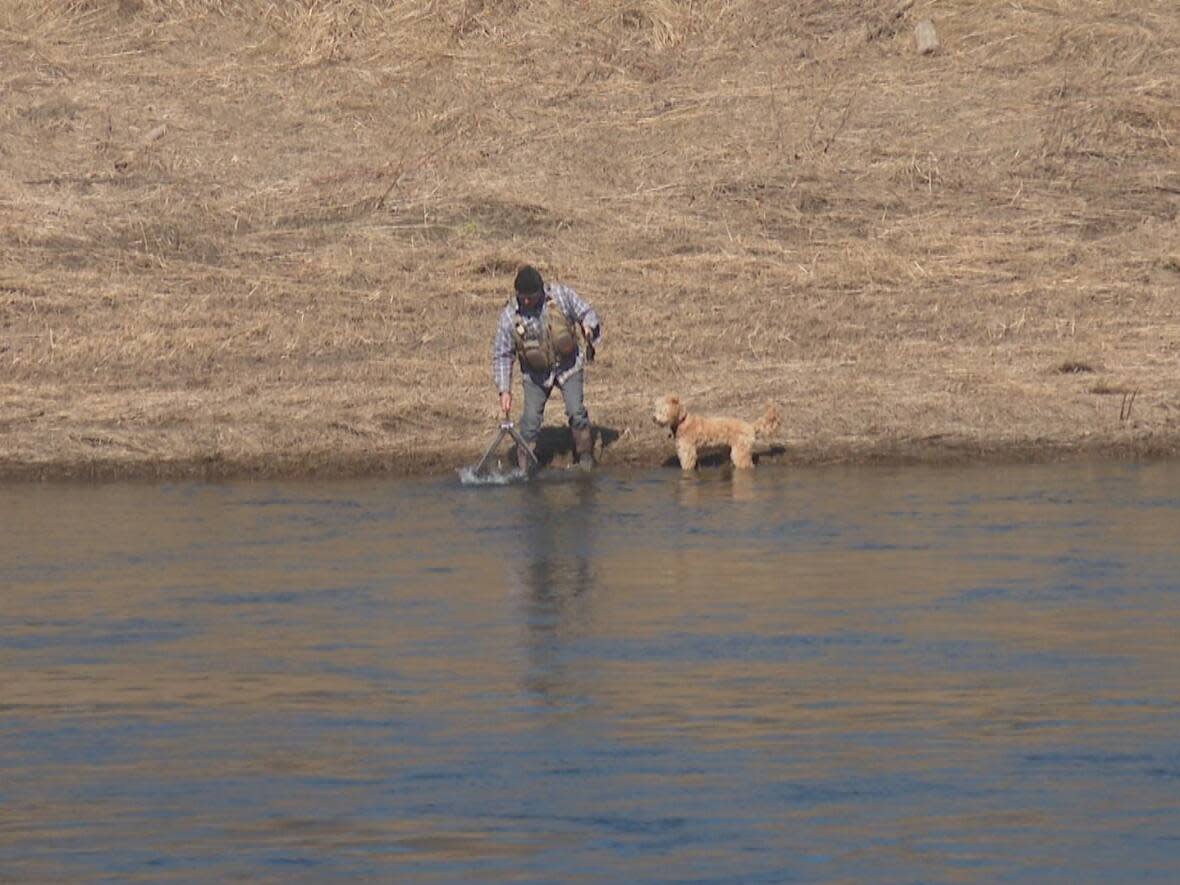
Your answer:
3,429 -> 1179,483
3,1 -> 1178,482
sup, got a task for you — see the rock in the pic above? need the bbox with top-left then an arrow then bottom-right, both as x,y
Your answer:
915,19 -> 940,55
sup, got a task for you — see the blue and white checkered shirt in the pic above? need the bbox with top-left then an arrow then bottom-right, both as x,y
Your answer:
492,283 -> 601,393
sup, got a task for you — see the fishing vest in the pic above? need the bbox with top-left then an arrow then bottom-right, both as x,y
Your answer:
510,295 -> 578,373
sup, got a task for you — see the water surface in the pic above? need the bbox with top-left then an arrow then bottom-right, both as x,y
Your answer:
2,462 -> 1179,881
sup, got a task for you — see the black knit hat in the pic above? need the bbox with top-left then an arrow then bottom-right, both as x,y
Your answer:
514,265 -> 544,296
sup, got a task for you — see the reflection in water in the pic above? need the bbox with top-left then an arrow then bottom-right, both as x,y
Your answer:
2,463 -> 1180,882
675,465 -> 758,508
512,477 -> 598,702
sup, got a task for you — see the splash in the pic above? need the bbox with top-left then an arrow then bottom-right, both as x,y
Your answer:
457,465 -> 530,486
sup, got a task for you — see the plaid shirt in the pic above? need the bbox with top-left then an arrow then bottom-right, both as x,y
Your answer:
492,283 -> 601,393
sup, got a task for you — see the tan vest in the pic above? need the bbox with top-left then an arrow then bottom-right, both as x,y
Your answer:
511,296 -> 578,373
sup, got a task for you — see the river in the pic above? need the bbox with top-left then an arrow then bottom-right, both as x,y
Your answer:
2,462 -> 1179,881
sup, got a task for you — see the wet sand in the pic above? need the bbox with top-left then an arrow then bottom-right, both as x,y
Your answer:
2,428 -> 1179,483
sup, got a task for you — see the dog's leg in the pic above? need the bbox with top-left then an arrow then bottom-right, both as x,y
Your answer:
676,440 -> 698,471
732,444 -> 754,469
731,432 -> 755,468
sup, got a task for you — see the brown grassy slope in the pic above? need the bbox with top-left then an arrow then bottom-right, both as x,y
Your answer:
1,0 -> 1178,479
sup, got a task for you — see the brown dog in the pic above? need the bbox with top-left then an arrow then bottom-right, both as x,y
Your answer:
652,394 -> 781,471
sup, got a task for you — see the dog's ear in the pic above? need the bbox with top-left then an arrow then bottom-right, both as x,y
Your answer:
674,397 -> 687,423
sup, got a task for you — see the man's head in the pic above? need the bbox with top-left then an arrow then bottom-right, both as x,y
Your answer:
514,265 -> 545,312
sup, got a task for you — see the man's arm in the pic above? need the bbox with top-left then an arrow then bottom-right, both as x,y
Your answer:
558,285 -> 601,342
491,309 -> 516,398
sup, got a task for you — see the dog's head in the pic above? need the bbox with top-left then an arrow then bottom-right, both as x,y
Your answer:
652,394 -> 687,429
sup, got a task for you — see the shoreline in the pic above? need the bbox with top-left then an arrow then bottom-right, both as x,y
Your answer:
4,431 -> 1177,484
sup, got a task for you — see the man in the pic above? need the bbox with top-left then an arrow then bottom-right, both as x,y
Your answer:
492,265 -> 602,472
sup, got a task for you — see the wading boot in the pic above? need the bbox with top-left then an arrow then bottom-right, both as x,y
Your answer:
516,443 -> 535,476
572,425 -> 595,471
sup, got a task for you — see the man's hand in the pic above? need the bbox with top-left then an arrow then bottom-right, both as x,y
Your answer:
582,323 -> 598,362
499,391 -> 512,417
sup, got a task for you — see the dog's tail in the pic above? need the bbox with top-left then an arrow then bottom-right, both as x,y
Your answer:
755,404 -> 781,437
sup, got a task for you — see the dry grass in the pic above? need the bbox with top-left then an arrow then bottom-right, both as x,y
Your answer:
2,0 -> 1179,478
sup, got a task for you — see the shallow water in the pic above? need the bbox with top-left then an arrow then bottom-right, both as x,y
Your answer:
2,462 -> 1179,882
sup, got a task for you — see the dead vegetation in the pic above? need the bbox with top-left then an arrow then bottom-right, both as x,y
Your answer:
1,0 -> 1179,478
